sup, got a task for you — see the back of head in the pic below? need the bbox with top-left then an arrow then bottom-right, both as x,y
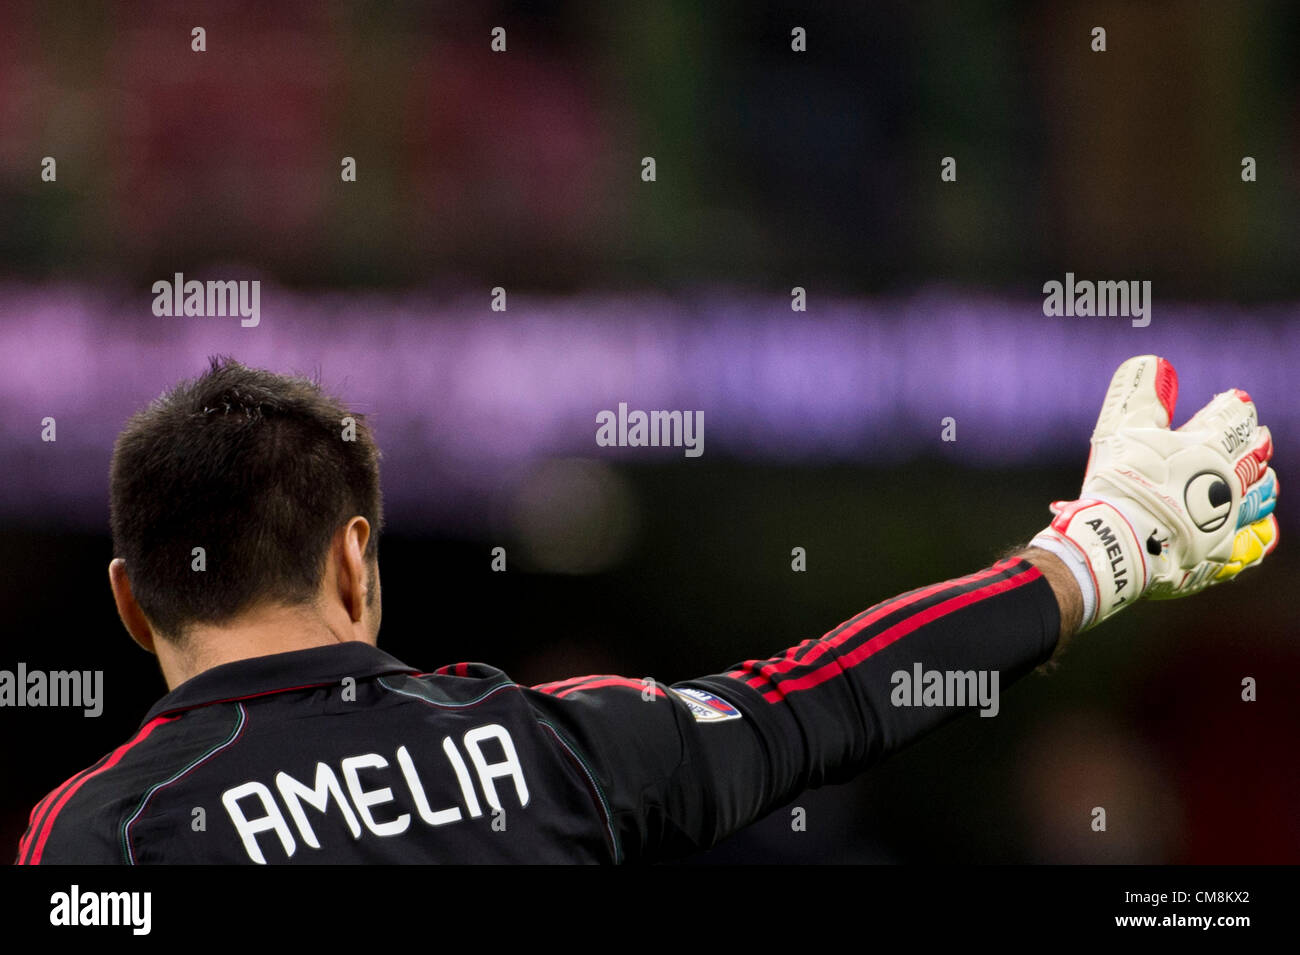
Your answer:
109,356 -> 383,643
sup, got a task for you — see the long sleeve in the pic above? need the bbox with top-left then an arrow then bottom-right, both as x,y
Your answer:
523,557 -> 1060,862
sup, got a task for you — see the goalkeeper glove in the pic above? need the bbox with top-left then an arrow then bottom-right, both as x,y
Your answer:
1030,355 -> 1279,631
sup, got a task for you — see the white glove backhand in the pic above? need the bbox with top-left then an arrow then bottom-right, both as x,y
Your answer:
1030,355 -> 1279,630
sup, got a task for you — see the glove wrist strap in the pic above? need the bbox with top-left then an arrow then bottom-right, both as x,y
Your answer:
1030,499 -> 1150,630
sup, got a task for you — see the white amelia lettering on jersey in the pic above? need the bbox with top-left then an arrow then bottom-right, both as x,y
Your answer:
220,724 -> 530,863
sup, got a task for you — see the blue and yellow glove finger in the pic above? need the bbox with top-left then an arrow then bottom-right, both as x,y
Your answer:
1236,469 -> 1277,529
1215,513 -> 1279,581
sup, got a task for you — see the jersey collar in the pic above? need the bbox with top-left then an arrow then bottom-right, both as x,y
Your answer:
140,641 -> 420,726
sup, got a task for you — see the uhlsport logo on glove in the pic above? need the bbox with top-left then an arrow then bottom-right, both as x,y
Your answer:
1031,355 -> 1278,630
1185,471 -> 1232,532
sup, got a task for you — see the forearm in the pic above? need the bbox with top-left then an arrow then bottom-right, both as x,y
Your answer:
1018,546 -> 1084,660
688,556 -> 1062,814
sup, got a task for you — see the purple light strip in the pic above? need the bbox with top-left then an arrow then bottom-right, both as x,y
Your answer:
0,284 -> 1292,528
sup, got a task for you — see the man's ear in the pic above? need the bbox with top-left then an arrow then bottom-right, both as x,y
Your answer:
109,558 -> 158,654
335,517 -> 372,624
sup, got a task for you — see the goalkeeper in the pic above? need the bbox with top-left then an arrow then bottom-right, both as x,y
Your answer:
16,355 -> 1279,863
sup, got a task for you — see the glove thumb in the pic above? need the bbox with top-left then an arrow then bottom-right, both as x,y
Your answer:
1091,355 -> 1179,439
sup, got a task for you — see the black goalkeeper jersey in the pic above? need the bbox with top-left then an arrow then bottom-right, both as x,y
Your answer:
15,557 -> 1058,864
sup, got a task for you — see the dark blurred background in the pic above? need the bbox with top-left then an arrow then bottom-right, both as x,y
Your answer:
1,0 -> 1297,863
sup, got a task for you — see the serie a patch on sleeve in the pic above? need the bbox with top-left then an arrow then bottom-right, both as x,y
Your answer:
669,686 -> 742,723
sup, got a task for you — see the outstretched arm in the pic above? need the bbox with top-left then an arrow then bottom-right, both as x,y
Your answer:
526,356 -> 1277,862
529,552 -> 1065,861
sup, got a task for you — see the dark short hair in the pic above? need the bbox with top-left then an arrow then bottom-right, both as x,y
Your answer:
110,356 -> 383,640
